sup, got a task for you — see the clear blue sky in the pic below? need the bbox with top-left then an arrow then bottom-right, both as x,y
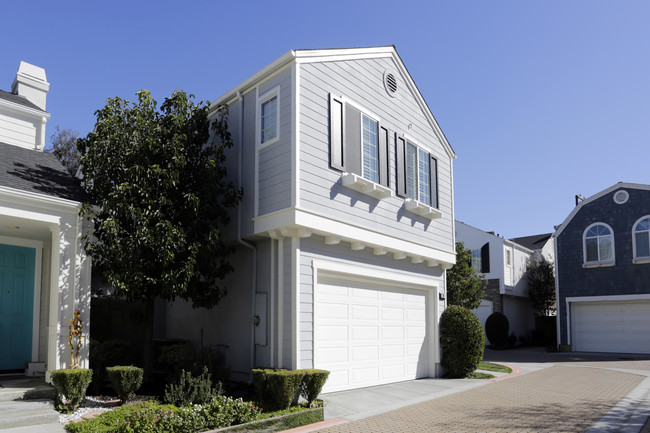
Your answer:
2,1 -> 648,238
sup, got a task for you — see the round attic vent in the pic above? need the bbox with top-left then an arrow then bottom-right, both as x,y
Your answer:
613,189 -> 629,204
383,70 -> 398,97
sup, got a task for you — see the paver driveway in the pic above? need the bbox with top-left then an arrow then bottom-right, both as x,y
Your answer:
314,365 -> 644,433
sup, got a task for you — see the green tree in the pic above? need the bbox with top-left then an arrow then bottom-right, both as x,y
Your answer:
446,242 -> 486,310
78,90 -> 242,308
525,257 -> 556,316
49,126 -> 81,176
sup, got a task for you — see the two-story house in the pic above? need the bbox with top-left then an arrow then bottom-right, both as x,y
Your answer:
554,182 -> 650,354
0,62 -> 91,378
160,47 -> 457,392
455,221 -> 536,341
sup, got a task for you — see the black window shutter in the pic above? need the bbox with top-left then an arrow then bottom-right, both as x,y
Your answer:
329,95 -> 344,171
378,126 -> 389,187
344,104 -> 362,175
481,242 -> 490,273
429,154 -> 438,208
395,134 -> 407,197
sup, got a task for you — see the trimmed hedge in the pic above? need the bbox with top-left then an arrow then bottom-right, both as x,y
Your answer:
440,305 -> 485,378
485,312 -> 509,347
106,366 -> 143,404
252,368 -> 330,411
299,369 -> 330,406
51,368 -> 93,413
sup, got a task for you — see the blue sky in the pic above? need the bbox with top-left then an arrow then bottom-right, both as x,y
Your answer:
2,1 -> 648,238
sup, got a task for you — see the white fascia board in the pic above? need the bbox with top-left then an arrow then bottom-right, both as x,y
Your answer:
553,182 -> 650,238
0,186 -> 82,214
566,294 -> 650,303
0,98 -> 50,120
254,207 -> 456,265
209,51 -> 296,110
0,205 -> 61,225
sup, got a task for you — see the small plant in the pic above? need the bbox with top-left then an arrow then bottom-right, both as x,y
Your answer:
253,368 -> 304,411
299,369 -> 330,406
106,366 -> 143,404
50,368 -> 93,413
163,366 -> 223,406
440,305 -> 484,378
89,339 -> 133,395
485,312 -> 509,348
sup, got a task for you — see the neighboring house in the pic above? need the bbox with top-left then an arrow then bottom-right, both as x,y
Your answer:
0,62 -> 91,378
455,221 -> 536,340
554,182 -> 650,354
159,47 -> 457,393
511,233 -> 554,264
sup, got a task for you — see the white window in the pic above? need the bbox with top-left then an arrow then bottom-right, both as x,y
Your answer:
259,91 -> 279,146
405,142 -> 433,206
505,250 -> 512,266
362,114 -> 379,183
471,249 -> 482,272
583,223 -> 614,264
633,216 -> 650,260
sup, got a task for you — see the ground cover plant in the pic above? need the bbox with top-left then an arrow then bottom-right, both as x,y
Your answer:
477,361 -> 512,373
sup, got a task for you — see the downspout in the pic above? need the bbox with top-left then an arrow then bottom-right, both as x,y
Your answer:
235,90 -> 258,381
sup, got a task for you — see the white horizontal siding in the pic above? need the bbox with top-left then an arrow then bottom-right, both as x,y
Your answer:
0,112 -> 37,149
297,57 -> 453,253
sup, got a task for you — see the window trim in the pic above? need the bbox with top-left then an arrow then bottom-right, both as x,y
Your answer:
257,87 -> 280,148
402,137 -> 438,207
471,249 -> 482,272
632,215 -> 650,264
360,112 -> 380,184
582,222 -> 615,266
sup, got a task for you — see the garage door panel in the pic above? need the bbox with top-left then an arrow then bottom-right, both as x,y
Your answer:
315,279 -> 432,393
572,301 -> 650,354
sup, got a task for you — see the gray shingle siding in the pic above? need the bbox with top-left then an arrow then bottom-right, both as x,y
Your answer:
556,187 -> 650,344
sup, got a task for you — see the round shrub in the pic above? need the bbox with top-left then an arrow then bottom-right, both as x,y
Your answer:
440,305 -> 485,378
50,368 -> 93,413
106,365 -> 143,404
485,312 -> 509,347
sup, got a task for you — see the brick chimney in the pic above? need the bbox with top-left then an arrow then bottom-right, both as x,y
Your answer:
12,61 -> 50,111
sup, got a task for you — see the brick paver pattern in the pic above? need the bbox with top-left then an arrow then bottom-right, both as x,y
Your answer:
316,366 -> 644,433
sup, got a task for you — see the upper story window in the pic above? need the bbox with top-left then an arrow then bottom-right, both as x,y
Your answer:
396,137 -> 438,209
471,249 -> 481,272
362,114 -> 379,183
259,89 -> 279,147
633,216 -> 650,261
329,94 -> 391,199
583,223 -> 615,265
505,249 -> 512,266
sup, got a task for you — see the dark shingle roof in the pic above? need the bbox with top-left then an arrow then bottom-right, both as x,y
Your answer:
0,89 -> 45,112
0,142 -> 89,203
510,233 -> 552,251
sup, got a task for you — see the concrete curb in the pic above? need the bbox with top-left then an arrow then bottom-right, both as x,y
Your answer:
585,376 -> 650,433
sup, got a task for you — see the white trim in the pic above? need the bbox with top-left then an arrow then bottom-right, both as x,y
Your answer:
0,97 -> 50,120
293,62 -> 300,209
0,186 -> 82,212
312,258 -> 440,380
269,239 -> 275,366
554,183 -> 650,238
254,207 -> 456,265
257,87 -> 281,149
0,237 -> 43,363
565,294 -> 650,346
292,237 -> 300,370
341,172 -> 393,200
402,138 -> 436,210
632,215 -> 650,261
277,238 -> 284,368
582,222 -> 615,265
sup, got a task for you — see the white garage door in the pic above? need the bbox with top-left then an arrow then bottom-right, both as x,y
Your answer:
572,301 -> 650,354
314,277 -> 430,393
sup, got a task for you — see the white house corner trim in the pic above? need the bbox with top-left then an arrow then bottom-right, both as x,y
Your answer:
292,62 -> 300,209
292,236 -> 300,370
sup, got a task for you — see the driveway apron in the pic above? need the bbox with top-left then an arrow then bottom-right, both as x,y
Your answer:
314,366 -> 644,433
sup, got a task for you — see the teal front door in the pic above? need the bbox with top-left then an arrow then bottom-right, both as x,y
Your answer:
0,244 -> 36,371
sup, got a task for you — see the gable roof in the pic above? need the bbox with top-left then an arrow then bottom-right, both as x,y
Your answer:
0,89 -> 45,112
553,182 -> 650,238
210,46 -> 456,159
510,233 -> 552,251
0,142 -> 89,203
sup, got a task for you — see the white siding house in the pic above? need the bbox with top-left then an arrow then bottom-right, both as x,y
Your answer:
0,62 -> 91,378
162,47 -> 457,392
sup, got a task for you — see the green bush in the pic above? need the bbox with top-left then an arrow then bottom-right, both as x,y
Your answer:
253,369 -> 304,411
65,401 -> 176,433
440,305 -> 485,378
106,366 -> 143,404
89,339 -> 134,395
157,343 -> 230,386
298,369 -> 330,406
485,312 -> 509,347
163,366 -> 223,406
50,368 -> 93,413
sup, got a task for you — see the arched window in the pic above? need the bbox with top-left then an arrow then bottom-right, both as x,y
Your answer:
583,223 -> 614,264
633,216 -> 650,260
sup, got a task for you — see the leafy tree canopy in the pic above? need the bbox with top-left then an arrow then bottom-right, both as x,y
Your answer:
525,257 -> 556,316
446,242 -> 486,310
78,90 -> 242,308
50,126 -> 81,176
